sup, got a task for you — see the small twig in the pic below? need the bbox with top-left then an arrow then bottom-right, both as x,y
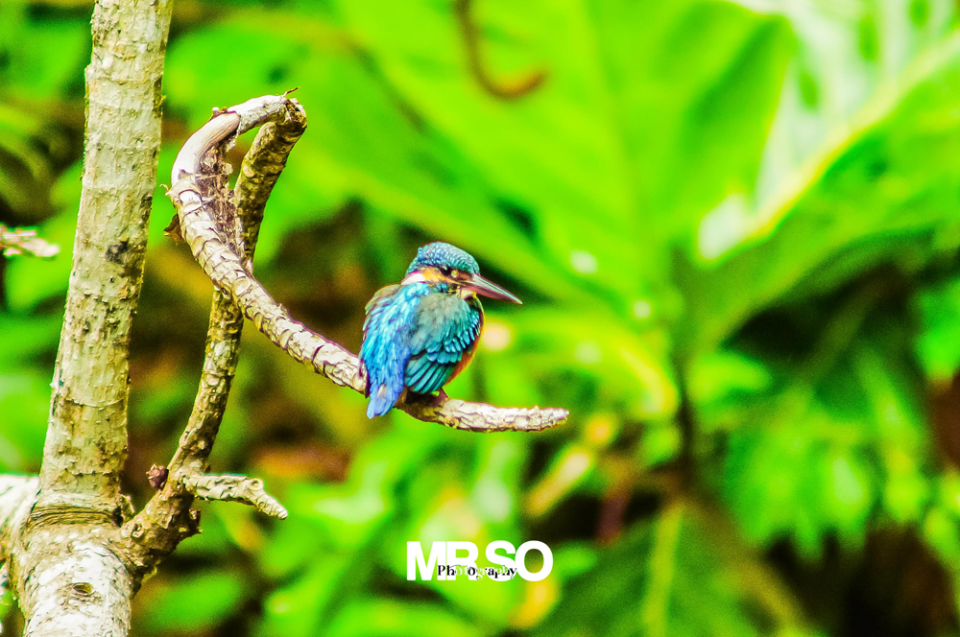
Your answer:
180,473 -> 287,519
0,225 -> 59,258
166,94 -> 568,432
453,0 -> 547,100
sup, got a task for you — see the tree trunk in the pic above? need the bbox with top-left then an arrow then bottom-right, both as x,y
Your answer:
3,1 -> 172,635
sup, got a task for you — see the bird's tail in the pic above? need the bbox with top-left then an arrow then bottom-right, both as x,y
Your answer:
366,383 -> 400,419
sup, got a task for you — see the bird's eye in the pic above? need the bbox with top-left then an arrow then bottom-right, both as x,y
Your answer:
440,265 -> 453,276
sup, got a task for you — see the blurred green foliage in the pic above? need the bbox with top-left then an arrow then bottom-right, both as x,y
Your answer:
5,0 -> 960,635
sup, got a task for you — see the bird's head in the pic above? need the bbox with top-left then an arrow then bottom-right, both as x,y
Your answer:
401,242 -> 521,304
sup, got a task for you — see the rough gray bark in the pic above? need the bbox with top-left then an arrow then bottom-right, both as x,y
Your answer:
4,0 -> 172,635
41,0 -> 171,514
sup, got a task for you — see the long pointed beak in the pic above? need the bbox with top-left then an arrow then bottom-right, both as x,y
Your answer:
465,273 -> 522,304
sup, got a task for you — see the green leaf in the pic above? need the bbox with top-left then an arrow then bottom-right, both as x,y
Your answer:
534,508 -> 811,637
510,308 -> 678,420
0,371 -> 51,472
679,2 -> 960,352
5,162 -> 81,310
261,553 -> 360,637
914,274 -> 960,383
138,571 -> 247,635
688,275 -> 931,551
327,598 -> 486,637
0,4 -> 89,99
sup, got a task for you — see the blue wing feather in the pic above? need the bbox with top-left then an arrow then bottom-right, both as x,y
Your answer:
405,293 -> 481,395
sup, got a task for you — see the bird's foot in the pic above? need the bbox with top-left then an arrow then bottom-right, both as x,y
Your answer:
432,388 -> 449,408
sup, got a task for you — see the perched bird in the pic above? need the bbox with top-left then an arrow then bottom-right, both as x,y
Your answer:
360,242 -> 521,418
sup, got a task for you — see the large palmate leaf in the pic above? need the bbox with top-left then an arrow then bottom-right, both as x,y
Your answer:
709,0 -> 956,258
328,0 -> 792,305
162,0 -> 803,428
679,0 -> 960,351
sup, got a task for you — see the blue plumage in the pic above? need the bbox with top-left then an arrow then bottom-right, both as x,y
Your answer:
361,283 -> 427,418
405,292 -> 481,395
359,242 -> 520,418
405,242 -> 479,277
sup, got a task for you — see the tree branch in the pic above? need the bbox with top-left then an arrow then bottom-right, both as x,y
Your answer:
0,477 -> 39,565
118,100 -> 306,572
0,225 -> 59,258
39,0 -> 171,515
165,94 -> 569,432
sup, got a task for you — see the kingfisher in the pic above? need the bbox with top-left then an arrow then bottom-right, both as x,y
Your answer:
360,242 -> 521,418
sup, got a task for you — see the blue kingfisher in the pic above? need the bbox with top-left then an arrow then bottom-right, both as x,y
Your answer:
360,242 -> 521,418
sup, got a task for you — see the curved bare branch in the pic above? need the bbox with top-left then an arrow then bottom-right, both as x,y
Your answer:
166,94 -> 569,432
118,99 -> 307,571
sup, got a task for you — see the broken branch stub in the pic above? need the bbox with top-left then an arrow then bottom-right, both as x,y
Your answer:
167,93 -> 569,432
